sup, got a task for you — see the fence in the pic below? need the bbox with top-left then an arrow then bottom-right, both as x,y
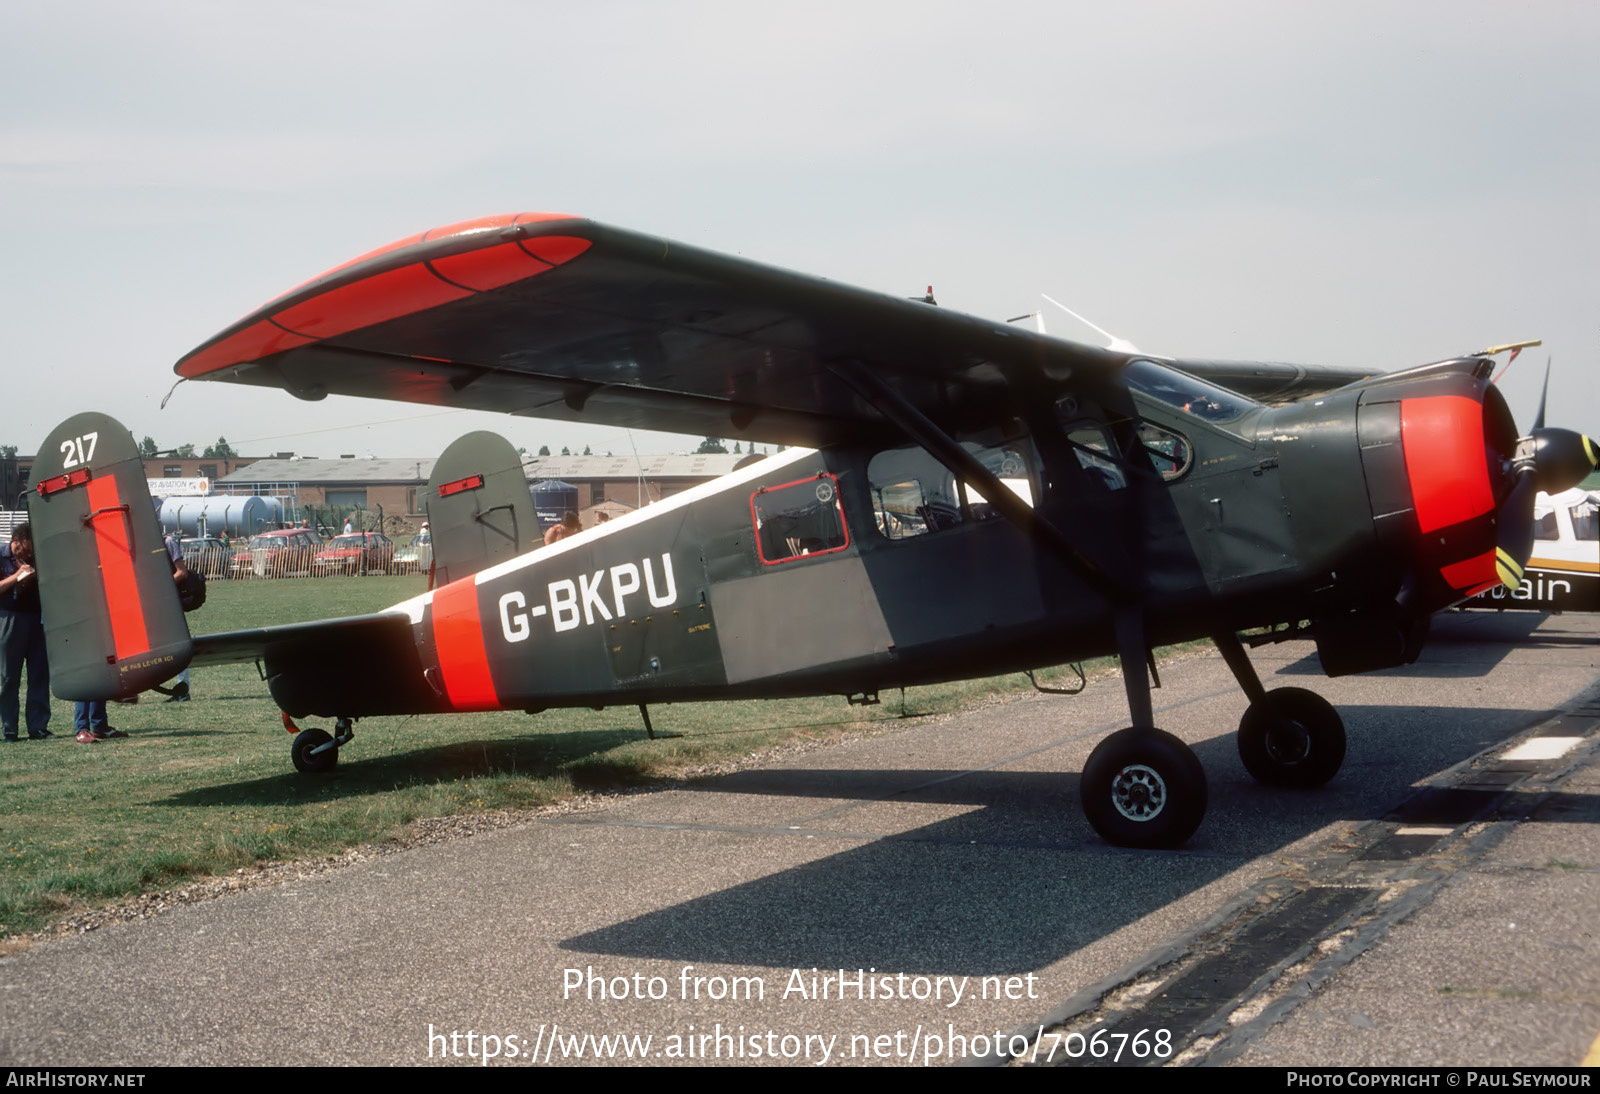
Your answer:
185,537 -> 429,582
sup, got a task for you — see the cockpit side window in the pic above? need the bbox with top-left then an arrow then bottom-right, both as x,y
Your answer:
1136,422 -> 1193,481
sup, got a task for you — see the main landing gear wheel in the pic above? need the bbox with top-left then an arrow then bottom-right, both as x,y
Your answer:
1237,687 -> 1346,789
1081,727 -> 1207,849
291,728 -> 337,774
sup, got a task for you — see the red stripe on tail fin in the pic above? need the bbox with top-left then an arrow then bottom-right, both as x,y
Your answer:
84,475 -> 149,661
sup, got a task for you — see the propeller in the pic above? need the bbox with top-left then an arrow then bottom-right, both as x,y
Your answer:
1495,361 -> 1600,590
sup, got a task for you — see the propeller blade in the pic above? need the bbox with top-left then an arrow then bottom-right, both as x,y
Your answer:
1495,469 -> 1538,591
1533,358 -> 1550,432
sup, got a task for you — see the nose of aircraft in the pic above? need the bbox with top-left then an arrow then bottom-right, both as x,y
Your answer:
1496,426 -> 1600,590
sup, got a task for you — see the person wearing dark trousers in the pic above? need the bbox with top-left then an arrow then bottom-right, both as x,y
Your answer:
0,523 -> 49,741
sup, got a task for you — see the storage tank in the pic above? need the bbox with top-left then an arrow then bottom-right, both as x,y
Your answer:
530,480 -> 579,531
157,495 -> 285,537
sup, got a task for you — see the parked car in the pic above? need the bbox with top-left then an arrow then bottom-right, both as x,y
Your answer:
231,529 -> 319,578
313,532 -> 395,575
179,536 -> 230,578
393,530 -> 433,575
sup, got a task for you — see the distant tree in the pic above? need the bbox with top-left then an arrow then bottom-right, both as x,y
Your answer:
606,451 -> 612,457
560,446 -> 571,456
696,437 -> 728,454
138,437 -> 158,458
517,446 -> 526,455
202,436 -> 236,458
0,445 -> 16,460
776,444 -> 786,452
537,445 -> 550,456
175,443 -> 196,458
582,444 -> 592,456
732,442 -> 742,454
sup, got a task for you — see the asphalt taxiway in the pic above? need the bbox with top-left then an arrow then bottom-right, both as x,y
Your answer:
1,611 -> 1597,1067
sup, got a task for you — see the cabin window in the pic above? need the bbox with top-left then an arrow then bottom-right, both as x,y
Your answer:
750,474 -> 849,565
1534,512 -> 1560,541
1572,500 -> 1600,542
1064,421 -> 1128,491
867,439 -> 1036,540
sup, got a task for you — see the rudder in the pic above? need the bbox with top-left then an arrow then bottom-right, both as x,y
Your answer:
29,413 -> 192,700
422,431 -> 538,586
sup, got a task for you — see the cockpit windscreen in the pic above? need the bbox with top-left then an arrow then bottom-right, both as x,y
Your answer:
1123,359 -> 1256,424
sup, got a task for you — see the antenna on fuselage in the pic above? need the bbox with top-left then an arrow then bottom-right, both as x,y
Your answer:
1041,294 -> 1141,354
1005,312 -> 1048,335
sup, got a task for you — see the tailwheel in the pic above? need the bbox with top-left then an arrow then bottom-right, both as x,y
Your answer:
289,716 -> 355,775
1081,727 -> 1207,849
1237,687 -> 1345,788
291,728 -> 336,774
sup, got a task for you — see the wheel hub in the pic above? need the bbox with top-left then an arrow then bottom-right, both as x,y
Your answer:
1264,719 -> 1312,765
1111,763 -> 1167,821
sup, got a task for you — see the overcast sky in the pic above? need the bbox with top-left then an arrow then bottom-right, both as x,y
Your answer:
2,1 -> 1594,462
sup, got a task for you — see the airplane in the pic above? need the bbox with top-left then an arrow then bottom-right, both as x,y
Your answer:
25,212 -> 1600,849
1470,486 -> 1600,612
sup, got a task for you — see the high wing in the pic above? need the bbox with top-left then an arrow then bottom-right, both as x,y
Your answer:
175,213 -> 1372,441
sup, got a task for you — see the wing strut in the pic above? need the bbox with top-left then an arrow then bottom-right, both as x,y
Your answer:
826,360 -> 1130,606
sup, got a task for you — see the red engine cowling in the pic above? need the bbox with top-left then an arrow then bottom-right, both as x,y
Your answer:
1355,362 -> 1518,612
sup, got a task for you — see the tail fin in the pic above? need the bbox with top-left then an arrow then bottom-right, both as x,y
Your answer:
422,431 -> 538,586
29,413 -> 191,700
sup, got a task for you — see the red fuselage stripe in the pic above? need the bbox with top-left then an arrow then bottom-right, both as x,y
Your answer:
84,476 -> 149,660
431,579 -> 500,710
1400,395 -> 1495,534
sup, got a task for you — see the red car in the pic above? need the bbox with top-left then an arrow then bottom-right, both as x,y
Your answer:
230,529 -> 318,578
312,532 -> 395,575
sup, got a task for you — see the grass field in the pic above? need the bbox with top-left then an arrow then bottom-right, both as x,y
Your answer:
0,575 -> 1112,938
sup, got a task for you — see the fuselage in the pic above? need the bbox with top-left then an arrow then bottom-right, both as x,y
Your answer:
262,358 -> 1514,719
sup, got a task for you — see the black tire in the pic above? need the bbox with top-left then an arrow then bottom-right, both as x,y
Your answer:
1081,727 -> 1207,849
1237,687 -> 1345,788
291,728 -> 337,774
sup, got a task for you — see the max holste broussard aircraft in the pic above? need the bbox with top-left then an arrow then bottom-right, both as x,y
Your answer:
28,213 -> 1600,848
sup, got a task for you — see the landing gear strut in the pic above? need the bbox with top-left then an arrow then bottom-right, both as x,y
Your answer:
1081,609 -> 1208,849
289,716 -> 355,774
1215,632 -> 1346,788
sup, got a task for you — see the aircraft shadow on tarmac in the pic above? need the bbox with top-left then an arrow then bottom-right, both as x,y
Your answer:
161,727 -> 663,808
1274,611 -> 1579,678
560,694 -> 1598,975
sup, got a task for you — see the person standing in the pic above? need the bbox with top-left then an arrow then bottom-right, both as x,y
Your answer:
543,510 -> 581,546
159,532 -> 193,702
73,700 -> 123,743
0,523 -> 50,740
